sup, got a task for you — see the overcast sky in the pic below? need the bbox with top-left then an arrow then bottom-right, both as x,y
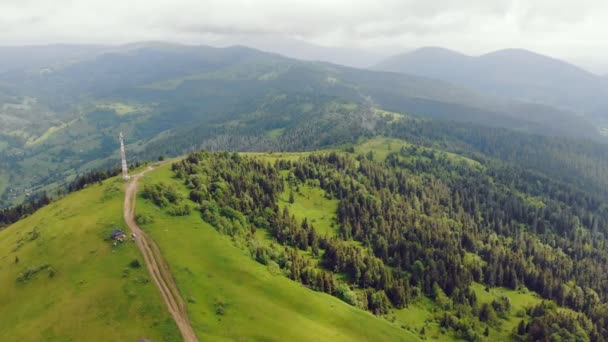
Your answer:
2,0 -> 608,72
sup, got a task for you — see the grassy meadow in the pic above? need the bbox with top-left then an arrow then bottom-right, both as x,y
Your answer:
0,177 -> 179,341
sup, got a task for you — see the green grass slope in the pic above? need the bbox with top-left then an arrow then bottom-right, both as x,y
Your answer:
0,178 -> 179,341
137,165 -> 420,341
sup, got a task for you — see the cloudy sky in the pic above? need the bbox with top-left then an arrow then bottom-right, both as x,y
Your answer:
2,0 -> 608,72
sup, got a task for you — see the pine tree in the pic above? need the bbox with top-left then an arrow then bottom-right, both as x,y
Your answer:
517,320 -> 526,335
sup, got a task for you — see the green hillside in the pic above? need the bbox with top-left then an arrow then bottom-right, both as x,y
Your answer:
1,135 -> 605,341
136,164 -> 419,341
0,178 -> 179,341
131,138 -> 587,341
0,152 -> 422,341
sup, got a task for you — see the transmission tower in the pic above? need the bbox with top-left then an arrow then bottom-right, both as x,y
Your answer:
119,132 -> 130,180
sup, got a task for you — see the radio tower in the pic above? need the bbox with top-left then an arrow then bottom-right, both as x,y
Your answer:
119,132 -> 130,180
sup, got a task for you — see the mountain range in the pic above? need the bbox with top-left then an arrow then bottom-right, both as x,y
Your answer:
208,35 -> 387,68
0,42 -> 605,207
375,47 -> 608,121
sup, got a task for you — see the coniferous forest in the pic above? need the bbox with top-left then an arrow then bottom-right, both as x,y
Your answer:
6,104 -> 608,340
166,137 -> 608,341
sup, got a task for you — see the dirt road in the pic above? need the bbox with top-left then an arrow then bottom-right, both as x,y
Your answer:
123,171 -> 198,342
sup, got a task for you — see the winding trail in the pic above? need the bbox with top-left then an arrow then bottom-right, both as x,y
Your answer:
123,170 -> 198,342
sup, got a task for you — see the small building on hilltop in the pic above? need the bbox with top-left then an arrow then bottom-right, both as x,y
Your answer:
111,228 -> 127,242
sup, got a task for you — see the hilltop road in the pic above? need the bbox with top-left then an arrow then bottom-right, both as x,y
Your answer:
123,170 -> 198,342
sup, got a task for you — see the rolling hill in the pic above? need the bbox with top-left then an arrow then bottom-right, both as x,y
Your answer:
3,153 -> 411,341
135,163 -> 418,341
134,136 -> 608,341
0,43 -> 602,207
0,158 -> 420,341
3,89 -> 608,342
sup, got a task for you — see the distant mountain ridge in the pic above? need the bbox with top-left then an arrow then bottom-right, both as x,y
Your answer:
0,42 -> 603,207
210,35 -> 387,68
375,47 -> 608,119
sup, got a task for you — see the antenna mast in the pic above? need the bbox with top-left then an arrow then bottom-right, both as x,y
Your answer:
119,132 -> 130,180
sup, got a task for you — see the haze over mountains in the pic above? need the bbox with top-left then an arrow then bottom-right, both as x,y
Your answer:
0,45 -> 108,74
0,42 -> 606,208
375,47 -> 608,121
209,35 -> 388,68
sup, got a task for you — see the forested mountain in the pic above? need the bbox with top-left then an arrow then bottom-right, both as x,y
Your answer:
160,131 -> 608,340
0,43 -> 601,207
375,47 -> 608,120
5,131 -> 608,340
